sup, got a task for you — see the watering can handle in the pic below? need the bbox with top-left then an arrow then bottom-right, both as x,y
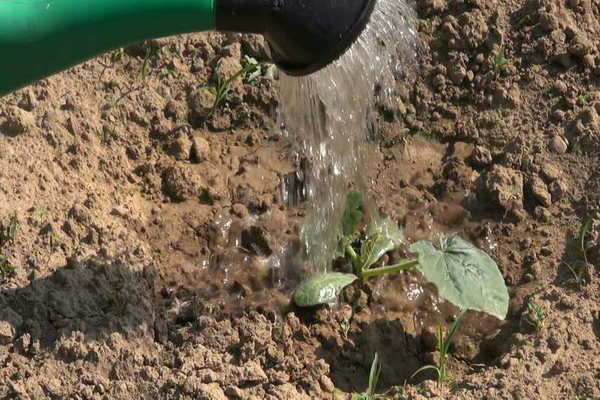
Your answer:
0,0 -> 215,96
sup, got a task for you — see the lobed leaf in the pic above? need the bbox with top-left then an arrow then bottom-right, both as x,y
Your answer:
410,236 -> 509,320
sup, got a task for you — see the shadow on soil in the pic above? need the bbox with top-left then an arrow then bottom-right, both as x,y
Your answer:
315,318 -> 425,393
0,255 -> 157,355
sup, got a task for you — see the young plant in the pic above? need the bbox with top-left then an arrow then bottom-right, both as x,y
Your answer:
411,309 -> 466,385
0,212 -> 19,247
351,353 -> 382,400
523,300 -> 546,331
209,56 -> 266,115
562,217 -> 595,286
0,257 -> 16,283
106,293 -> 129,316
576,217 -> 593,266
491,49 -> 509,76
293,193 -> 509,323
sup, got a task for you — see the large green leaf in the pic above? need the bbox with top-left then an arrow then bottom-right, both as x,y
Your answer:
359,218 -> 404,271
293,272 -> 358,307
410,236 -> 509,320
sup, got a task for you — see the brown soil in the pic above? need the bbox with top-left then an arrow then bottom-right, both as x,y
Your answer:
1,1 -> 600,399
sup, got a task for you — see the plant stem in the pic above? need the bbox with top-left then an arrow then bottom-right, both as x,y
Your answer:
345,244 -> 359,265
361,260 -> 418,279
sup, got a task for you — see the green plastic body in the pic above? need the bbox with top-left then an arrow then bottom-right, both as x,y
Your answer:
0,0 -> 215,97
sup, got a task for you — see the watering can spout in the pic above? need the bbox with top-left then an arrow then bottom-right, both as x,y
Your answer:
216,0 -> 377,76
0,0 -> 377,96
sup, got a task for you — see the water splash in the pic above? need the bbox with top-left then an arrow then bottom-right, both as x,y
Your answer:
277,0 -> 420,272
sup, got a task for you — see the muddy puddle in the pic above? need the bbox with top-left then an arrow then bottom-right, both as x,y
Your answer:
156,136 -> 506,366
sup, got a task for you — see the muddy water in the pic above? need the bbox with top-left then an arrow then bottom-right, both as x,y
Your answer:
277,0 -> 419,272
190,1 -> 502,348
177,0 -> 421,312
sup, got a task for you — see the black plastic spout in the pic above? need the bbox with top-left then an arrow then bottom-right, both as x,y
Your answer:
215,0 -> 377,76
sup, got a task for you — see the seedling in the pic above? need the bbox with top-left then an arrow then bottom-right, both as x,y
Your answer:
577,93 -> 590,105
34,207 -> 49,219
516,14 -> 533,30
562,217 -> 595,286
106,293 -> 129,316
102,47 -> 157,109
208,56 -> 266,115
491,49 -> 509,76
0,212 -> 19,247
576,217 -> 593,266
294,193 -> 509,322
523,300 -> 546,330
111,47 -> 125,64
352,353 -> 382,400
562,261 -> 587,286
411,310 -> 466,385
0,257 -> 16,283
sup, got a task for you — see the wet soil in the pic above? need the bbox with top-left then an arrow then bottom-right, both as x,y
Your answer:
1,1 -> 600,398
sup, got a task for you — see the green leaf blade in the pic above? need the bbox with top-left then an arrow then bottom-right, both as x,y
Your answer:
293,272 -> 358,307
410,236 -> 509,320
359,218 -> 404,271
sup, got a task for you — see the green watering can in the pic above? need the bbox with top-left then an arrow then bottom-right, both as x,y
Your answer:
0,0 -> 377,96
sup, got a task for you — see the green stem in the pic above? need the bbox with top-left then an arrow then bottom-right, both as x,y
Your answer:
361,259 -> 418,279
345,244 -> 359,265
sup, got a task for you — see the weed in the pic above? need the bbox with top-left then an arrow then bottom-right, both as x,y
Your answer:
413,130 -> 440,143
352,353 -> 382,400
139,46 -> 158,80
414,384 -> 427,394
411,309 -> 466,385
516,14 -> 533,29
563,261 -> 587,286
106,293 -> 129,316
562,217 -> 595,286
577,93 -> 590,105
34,207 -> 49,219
47,232 -> 62,251
576,217 -> 593,266
111,48 -> 125,64
0,212 -> 19,247
0,257 -> 16,283
524,300 -> 546,330
491,49 -> 509,76
102,47 -> 158,109
102,127 -> 119,144
209,56 -> 267,115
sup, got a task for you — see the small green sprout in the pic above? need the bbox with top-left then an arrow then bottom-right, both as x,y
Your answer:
411,310 -> 466,385
352,353 -> 382,400
576,218 -> 593,266
0,257 -> 16,283
110,47 -> 125,64
0,212 -> 19,247
34,207 -> 49,219
561,217 -> 595,287
491,49 -> 509,76
106,293 -> 129,316
577,93 -> 590,105
516,14 -> 533,30
524,300 -> 546,330
209,56 -> 267,115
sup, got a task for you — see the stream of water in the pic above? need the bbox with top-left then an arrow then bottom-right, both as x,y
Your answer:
277,0 -> 420,272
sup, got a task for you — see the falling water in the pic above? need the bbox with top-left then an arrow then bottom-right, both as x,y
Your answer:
277,0 -> 420,272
